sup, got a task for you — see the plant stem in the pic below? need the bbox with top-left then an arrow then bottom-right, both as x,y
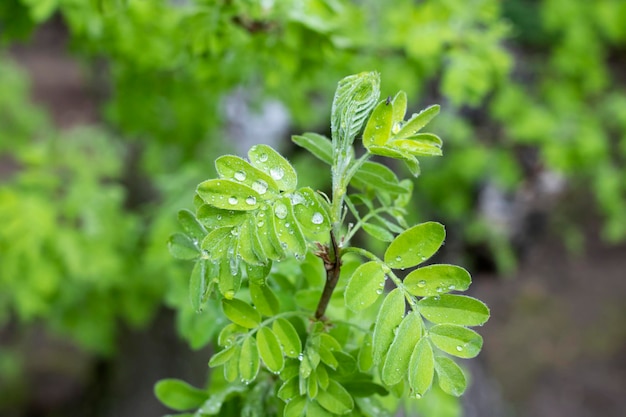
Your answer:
314,230 -> 342,320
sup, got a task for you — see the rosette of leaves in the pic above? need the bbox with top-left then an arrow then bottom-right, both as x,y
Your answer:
158,72 -> 489,417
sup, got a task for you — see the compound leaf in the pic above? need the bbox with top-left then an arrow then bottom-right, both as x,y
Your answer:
197,179 -> 261,211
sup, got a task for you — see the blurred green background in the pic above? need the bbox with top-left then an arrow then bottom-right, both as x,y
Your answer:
1,1 -> 625,416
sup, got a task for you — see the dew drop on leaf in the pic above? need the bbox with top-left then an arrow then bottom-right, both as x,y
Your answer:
376,289 -> 383,294
216,214 -> 222,220
246,196 -> 257,205
234,171 -> 246,181
448,284 -> 456,290
257,221 -> 265,227
311,212 -> 324,225
270,166 -> 285,180
274,203 -> 288,219
290,193 -> 305,205
252,180 -> 268,195
259,153 -> 269,162
417,280 -> 426,288
228,196 -> 238,205
456,345 -> 463,352
395,256 -> 402,262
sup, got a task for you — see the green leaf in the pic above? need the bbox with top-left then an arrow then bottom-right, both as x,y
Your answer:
278,377 -> 299,401
306,400 -> 332,417
168,233 -> 199,260
318,345 -> 338,369
391,91 -> 407,124
362,223 -> 394,242
239,216 -> 268,265
246,261 -> 272,285
221,298 -> 261,329
223,345 -> 241,382
316,365 -> 329,390
218,256 -> 242,299
239,336 -> 260,384
178,209 -> 207,242
418,295 -> 490,326
154,379 -> 208,411
256,206 -> 285,260
272,197 -> 307,259
292,133 -> 333,164
381,312 -> 423,386
363,99 -> 394,148
201,227 -> 234,260
372,288 -> 406,365
316,380 -> 354,414
344,261 -> 386,312
389,139 -> 442,157
208,344 -> 237,367
217,323 -> 246,347
189,259 -> 211,312
357,333 -> 374,372
283,395 -> 306,417
394,105 -> 440,140
215,155 -> 279,198
429,324 -> 483,359
408,337 -> 434,397
257,327 -> 284,373
292,187 -> 331,240
434,356 -> 466,397
352,161 -> 408,195
404,264 -> 471,297
308,370 -> 319,399
197,179 -> 261,211
334,351 -> 358,376
342,380 -> 388,397
248,144 -> 297,192
368,145 -> 421,177
196,205 -> 247,228
273,318 -> 302,358
384,222 -> 445,269
250,282 -> 280,317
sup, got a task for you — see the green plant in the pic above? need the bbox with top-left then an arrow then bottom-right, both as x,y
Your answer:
157,72 -> 489,416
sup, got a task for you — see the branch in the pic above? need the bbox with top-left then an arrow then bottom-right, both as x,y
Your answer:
314,230 -> 342,320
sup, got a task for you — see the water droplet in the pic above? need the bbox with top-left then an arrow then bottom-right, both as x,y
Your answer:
436,286 -> 444,293
216,214 -> 222,220
234,171 -> 246,181
311,212 -> 324,225
246,196 -> 256,205
289,350 -> 296,356
297,353 -> 304,361
433,295 -> 440,301
228,196 -> 238,205
285,222 -> 290,227
395,256 -> 402,262
290,193 -> 305,205
417,280 -> 426,288
448,284 -> 456,290
257,221 -> 265,227
414,393 -> 422,399
251,180 -> 268,195
376,289 -> 383,294
270,166 -> 284,180
274,203 -> 288,219
456,345 -> 463,352
392,122 -> 402,134
259,153 -> 269,162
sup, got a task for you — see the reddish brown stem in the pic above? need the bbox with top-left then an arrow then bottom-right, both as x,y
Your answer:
314,230 -> 342,320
